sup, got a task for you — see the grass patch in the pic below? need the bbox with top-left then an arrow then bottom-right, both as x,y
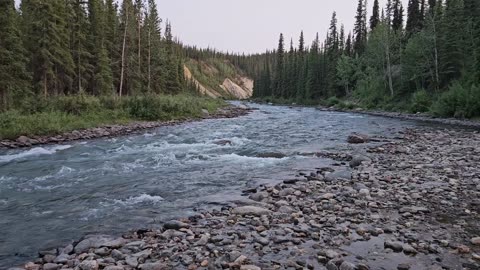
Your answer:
0,94 -> 226,140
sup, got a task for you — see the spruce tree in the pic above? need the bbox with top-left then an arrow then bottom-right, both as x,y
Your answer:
273,33 -> 285,98
370,0 -> 380,30
0,0 -> 31,110
354,0 -> 367,55
392,0 -> 405,31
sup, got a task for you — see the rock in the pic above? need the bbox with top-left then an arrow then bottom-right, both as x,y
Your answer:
240,266 -> 261,270
43,263 -> 60,270
397,264 -> 411,270
347,133 -> 369,144
195,234 -> 210,246
74,235 -> 115,254
104,266 -> 125,270
256,152 -> 286,159
232,206 -> 272,216
325,171 -> 351,182
278,188 -> 295,197
125,256 -> 138,267
200,260 -> 209,267
201,109 -> 210,117
16,136 -> 31,144
139,262 -> 167,270
457,244 -> 470,254
78,260 -> 98,270
24,262 -> 40,270
42,255 -> 56,263
213,140 -> 232,146
111,249 -> 124,260
403,244 -> 417,255
53,254 -> 69,264
385,241 -> 404,252
249,192 -> 268,202
471,237 -> 480,245
278,205 -> 295,213
326,260 -> 339,270
163,220 -> 190,230
339,261 -> 356,270
349,155 -> 371,168
358,189 -> 370,197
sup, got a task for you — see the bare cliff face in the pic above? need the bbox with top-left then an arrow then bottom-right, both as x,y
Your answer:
184,59 -> 253,100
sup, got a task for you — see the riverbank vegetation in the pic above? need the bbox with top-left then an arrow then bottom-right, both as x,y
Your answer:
0,0 -> 225,139
248,0 -> 480,118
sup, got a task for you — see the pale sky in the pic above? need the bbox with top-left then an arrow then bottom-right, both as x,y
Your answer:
158,0 -> 409,54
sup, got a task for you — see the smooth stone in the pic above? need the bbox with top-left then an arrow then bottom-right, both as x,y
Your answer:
339,261 -> 356,270
232,206 -> 272,216
138,262 -> 167,270
240,265 -> 261,270
163,220 -> 190,230
43,263 -> 60,270
385,241 -> 404,252
349,156 -> 371,168
471,237 -> 480,245
104,266 -> 125,270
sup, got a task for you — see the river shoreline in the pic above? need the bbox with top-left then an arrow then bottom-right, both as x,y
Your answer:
0,105 -> 253,150
316,106 -> 480,130
8,126 -> 480,270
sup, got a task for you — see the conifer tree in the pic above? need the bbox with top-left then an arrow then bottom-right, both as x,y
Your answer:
0,0 -> 31,110
370,0 -> 380,30
273,33 -> 285,97
354,0 -> 368,55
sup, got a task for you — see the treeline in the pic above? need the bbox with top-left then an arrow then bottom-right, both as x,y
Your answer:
0,0 -> 196,112
251,0 -> 480,118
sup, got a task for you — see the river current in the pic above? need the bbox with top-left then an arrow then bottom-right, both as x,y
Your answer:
0,103 -> 423,268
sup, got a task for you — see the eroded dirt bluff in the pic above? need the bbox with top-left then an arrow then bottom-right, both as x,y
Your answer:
184,59 -> 253,100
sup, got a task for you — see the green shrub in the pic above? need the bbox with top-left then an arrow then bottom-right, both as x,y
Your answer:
431,82 -> 480,118
410,90 -> 431,113
325,96 -> 341,107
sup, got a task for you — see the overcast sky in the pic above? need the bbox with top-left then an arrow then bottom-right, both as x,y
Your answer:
157,0 -> 409,54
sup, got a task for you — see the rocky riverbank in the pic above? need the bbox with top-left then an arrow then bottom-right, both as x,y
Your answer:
0,105 -> 253,149
317,106 -> 480,130
8,127 -> 480,270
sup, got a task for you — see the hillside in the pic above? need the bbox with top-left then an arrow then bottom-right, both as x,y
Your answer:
184,58 -> 253,99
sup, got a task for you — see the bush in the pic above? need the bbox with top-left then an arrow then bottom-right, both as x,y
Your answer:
410,90 -> 431,113
431,82 -> 480,118
325,96 -> 341,107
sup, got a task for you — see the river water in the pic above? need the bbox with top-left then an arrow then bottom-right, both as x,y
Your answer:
0,103 -> 423,268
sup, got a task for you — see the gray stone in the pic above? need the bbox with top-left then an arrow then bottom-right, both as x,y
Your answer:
125,256 -> 138,268
43,263 -> 60,270
78,260 -> 98,270
349,155 -> 371,168
347,133 -> 369,144
471,237 -> 480,245
339,261 -> 356,270
240,265 -> 261,270
385,241 -> 404,252
74,235 -> 115,254
53,254 -> 70,264
232,206 -> 271,216
279,188 -> 295,197
163,220 -> 190,230
104,266 -> 125,270
138,262 -> 167,270
111,249 -> 124,260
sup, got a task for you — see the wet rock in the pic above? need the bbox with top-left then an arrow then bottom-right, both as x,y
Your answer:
24,262 -> 40,270
403,244 -> 418,255
125,256 -> 138,267
347,133 -> 369,144
163,220 -> 190,230
325,171 -> 351,182
74,235 -> 115,254
397,264 -> 411,270
279,188 -> 295,197
249,192 -> 268,202
53,254 -> 69,264
256,152 -> 286,159
232,206 -> 271,216
213,140 -> 232,146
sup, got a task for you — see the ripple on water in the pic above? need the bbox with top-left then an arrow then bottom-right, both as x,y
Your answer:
111,194 -> 164,206
0,145 -> 72,163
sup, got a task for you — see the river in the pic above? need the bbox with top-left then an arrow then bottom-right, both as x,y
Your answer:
0,103 -> 424,268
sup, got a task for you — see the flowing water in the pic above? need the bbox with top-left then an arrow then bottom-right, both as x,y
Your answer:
0,103 -> 424,268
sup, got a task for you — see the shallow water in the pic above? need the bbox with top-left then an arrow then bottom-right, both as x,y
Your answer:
0,103 -> 422,268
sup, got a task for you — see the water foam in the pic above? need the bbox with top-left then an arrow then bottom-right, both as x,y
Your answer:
0,145 -> 72,163
112,194 -> 164,206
